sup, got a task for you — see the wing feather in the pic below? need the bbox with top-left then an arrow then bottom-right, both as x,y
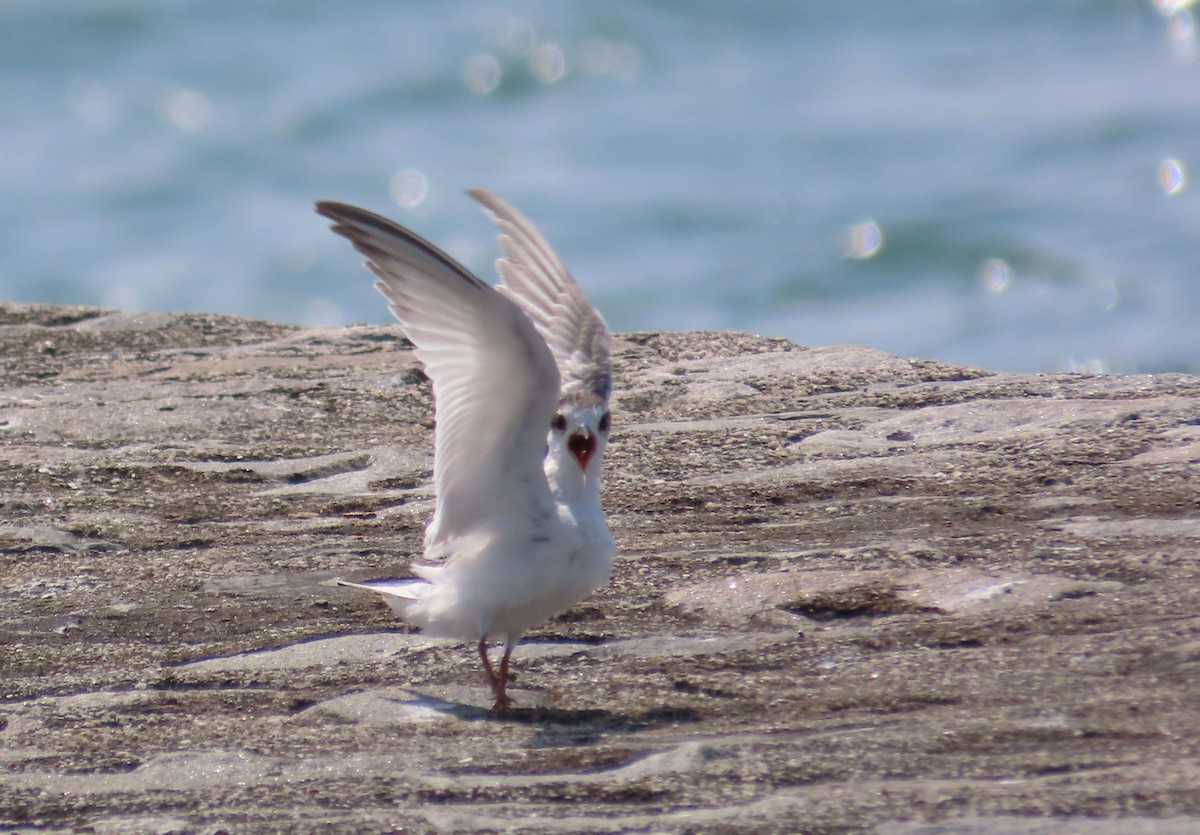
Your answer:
467,188 -> 612,404
316,201 -> 559,544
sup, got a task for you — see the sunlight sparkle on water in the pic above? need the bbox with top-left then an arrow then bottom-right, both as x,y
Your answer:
979,258 -> 1011,293
158,87 -> 213,132
1170,11 -> 1197,62
463,53 -> 502,95
64,78 -> 120,131
843,220 -> 884,259
530,43 -> 567,84
1101,280 -> 1120,311
1171,8 -> 1197,36
1153,0 -> 1197,11
391,169 -> 429,208
1158,158 -> 1188,195
1153,2 -> 1199,62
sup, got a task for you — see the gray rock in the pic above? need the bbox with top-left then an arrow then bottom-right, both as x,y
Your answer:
2,302 -> 1200,832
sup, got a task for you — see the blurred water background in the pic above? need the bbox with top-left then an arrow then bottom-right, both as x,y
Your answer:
2,1 -> 1197,373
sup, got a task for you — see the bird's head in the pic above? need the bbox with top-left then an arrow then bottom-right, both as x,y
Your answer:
547,400 -> 611,478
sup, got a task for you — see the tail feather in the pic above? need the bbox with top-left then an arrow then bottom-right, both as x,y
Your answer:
334,578 -> 423,599
335,578 -> 428,619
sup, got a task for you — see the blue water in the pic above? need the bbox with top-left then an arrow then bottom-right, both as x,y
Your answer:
2,1 -> 1197,373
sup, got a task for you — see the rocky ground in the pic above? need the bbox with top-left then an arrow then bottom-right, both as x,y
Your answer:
1,301 -> 1199,833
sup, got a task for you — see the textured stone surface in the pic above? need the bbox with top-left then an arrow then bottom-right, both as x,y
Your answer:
2,301 -> 1200,832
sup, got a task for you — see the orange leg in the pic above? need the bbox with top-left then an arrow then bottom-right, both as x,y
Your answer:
494,643 -> 515,711
478,638 -> 513,711
478,638 -> 498,690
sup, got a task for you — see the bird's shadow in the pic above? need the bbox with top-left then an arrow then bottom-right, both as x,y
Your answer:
391,688 -> 701,748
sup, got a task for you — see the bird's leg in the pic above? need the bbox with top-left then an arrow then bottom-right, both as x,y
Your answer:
493,642 -> 515,711
478,637 -> 499,690
478,638 -> 512,711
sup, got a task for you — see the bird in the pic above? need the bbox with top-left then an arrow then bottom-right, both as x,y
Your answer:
316,188 -> 615,711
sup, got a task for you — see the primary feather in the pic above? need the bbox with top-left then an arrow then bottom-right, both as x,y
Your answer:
316,201 -> 560,547
469,188 -> 612,404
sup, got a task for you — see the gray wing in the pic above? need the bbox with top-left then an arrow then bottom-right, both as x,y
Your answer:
316,201 -> 560,544
467,188 -> 612,405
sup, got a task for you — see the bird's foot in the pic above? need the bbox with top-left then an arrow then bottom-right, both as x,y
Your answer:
490,692 -> 515,712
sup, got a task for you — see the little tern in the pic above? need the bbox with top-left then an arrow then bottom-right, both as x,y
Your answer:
317,189 -> 615,710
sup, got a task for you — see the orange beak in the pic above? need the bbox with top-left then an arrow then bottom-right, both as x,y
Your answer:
567,428 -> 596,471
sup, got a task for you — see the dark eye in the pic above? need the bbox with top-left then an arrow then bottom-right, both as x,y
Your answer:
599,411 -> 611,432
551,413 -> 567,432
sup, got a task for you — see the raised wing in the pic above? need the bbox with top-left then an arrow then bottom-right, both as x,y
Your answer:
316,201 -> 560,544
468,188 -> 612,405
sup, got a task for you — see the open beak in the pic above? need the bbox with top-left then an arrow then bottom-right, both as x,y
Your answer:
567,428 -> 596,471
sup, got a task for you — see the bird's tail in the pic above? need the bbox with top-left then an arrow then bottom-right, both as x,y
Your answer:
335,578 -> 425,617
